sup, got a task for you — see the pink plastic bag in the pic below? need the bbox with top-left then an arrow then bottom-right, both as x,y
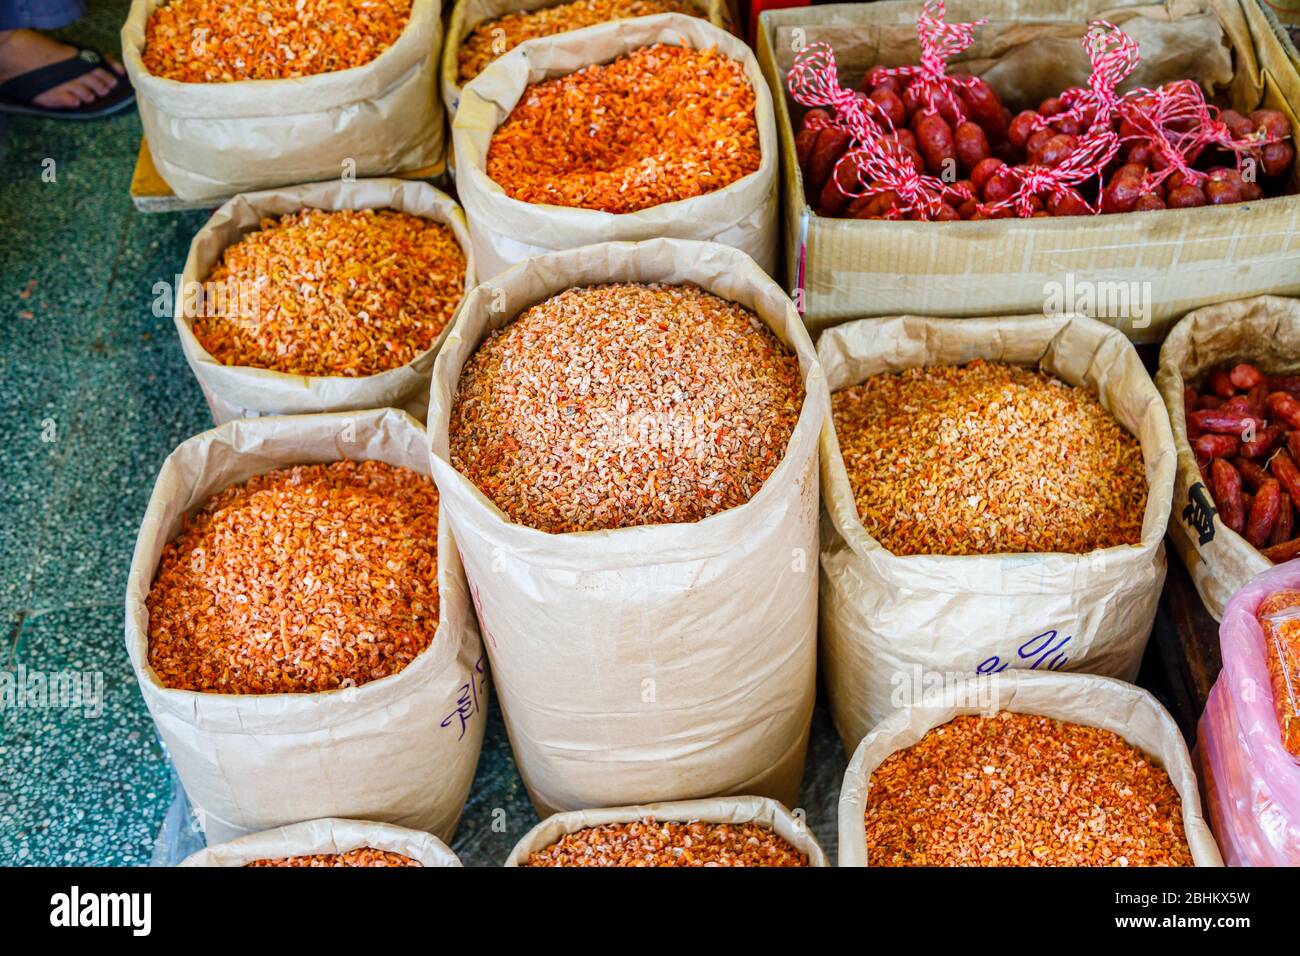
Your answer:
1199,559 -> 1300,866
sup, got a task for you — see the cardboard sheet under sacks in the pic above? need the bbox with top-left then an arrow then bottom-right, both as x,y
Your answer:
175,179 -> 474,425
1157,295 -> 1300,620
504,797 -> 829,866
125,409 -> 487,846
453,14 -> 779,280
181,818 -> 462,867
838,671 -> 1223,866
818,312 -> 1175,751
756,0 -> 1300,339
427,238 -> 828,816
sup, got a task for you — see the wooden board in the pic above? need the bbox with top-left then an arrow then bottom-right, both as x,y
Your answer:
130,139 -> 449,213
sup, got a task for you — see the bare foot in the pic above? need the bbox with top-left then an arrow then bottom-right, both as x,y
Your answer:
0,29 -> 124,109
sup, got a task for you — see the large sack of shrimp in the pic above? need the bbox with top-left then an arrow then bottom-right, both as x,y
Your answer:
173,178 -> 473,424
453,14 -> 778,279
427,238 -> 827,816
819,312 -> 1174,750
126,409 -> 486,845
122,0 -> 445,201
839,671 -> 1222,866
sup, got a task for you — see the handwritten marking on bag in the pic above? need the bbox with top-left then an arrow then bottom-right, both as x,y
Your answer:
441,654 -> 488,740
978,629 -> 1072,674
1183,482 -> 1218,545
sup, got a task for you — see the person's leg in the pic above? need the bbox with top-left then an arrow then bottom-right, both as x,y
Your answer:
0,0 -> 126,111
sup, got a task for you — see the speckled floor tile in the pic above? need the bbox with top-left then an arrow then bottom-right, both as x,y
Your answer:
0,3 -> 181,868
25,214 -> 214,614
0,614 -> 19,670
0,605 -> 169,866
449,699 -> 540,866
0,3 -> 143,617
799,691 -> 848,862
0,118 -> 137,359
0,353 -> 85,615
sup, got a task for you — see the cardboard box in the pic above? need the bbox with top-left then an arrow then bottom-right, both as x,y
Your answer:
756,0 -> 1300,340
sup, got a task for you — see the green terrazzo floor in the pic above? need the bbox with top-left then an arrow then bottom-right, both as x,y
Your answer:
0,0 -> 849,867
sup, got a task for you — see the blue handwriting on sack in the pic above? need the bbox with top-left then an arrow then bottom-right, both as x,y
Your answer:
440,654 -> 489,741
977,629 -> 1072,674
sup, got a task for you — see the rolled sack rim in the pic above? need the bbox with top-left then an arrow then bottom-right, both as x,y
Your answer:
451,13 -> 778,246
427,236 -> 829,570
124,408 -> 465,734
180,816 -> 464,867
121,0 -> 442,117
502,795 -> 830,866
816,311 -> 1175,593
173,178 -> 474,414
440,0 -> 728,118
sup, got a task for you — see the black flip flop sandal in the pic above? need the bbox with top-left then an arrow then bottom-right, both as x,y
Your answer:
0,45 -> 135,120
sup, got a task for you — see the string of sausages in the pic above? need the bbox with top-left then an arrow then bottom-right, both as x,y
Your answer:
787,1 -> 1295,221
